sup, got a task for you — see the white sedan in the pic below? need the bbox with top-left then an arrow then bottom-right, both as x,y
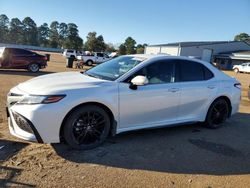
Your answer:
7,55 -> 241,149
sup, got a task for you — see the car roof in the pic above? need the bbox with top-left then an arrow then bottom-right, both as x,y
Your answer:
126,54 -> 211,66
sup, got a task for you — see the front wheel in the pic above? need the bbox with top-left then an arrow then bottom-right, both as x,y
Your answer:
205,99 -> 229,129
28,63 -> 40,72
63,105 -> 110,150
233,68 -> 239,73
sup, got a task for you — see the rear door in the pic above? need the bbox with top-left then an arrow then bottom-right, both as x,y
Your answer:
177,60 -> 216,121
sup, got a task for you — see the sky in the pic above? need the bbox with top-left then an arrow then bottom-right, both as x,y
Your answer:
0,0 -> 250,45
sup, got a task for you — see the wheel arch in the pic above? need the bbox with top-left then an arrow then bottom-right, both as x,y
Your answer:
59,102 -> 117,142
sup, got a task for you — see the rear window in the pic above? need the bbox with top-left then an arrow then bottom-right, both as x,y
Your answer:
179,60 -> 214,82
12,48 -> 33,55
180,60 -> 204,81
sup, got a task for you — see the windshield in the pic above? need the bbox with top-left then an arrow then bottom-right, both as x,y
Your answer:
85,56 -> 146,81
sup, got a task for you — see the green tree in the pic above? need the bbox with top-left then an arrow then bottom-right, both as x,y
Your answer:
234,33 -> 250,43
136,43 -> 147,54
59,22 -> 68,47
63,23 -> 83,50
124,37 -> 136,54
85,32 -> 106,52
118,44 -> 127,55
49,21 -> 60,48
22,17 -> 38,45
106,43 -> 116,52
0,14 -> 9,43
38,23 -> 50,47
8,18 -> 24,44
96,35 -> 106,52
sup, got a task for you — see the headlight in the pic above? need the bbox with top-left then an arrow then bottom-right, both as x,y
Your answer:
17,95 -> 66,105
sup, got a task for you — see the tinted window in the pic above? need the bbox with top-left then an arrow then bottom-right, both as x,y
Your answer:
97,53 -> 104,57
204,66 -> 214,80
125,60 -> 175,84
12,49 -> 33,55
179,60 -> 213,82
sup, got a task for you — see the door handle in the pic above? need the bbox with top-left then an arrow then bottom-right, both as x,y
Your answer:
207,85 -> 215,89
168,88 -> 179,92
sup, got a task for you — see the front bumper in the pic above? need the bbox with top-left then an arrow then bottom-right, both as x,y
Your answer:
6,88 -> 67,143
7,107 -> 43,143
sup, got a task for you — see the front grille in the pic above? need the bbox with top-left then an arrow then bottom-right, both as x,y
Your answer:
12,111 -> 34,134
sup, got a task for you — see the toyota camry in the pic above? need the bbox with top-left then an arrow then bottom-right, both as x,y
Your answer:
6,55 -> 241,149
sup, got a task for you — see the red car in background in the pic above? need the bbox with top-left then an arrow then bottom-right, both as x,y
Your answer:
0,47 -> 47,72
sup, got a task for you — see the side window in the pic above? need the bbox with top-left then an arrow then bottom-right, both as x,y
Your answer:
179,60 -> 204,82
125,60 -> 175,84
12,49 -> 32,56
203,66 -> 214,80
97,53 -> 104,57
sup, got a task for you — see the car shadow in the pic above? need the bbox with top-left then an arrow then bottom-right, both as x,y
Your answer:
0,139 -> 34,187
0,139 -> 28,162
0,166 -> 35,187
53,112 -> 250,176
0,69 -> 55,76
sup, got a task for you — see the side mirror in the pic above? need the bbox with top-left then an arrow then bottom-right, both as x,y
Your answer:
129,75 -> 148,90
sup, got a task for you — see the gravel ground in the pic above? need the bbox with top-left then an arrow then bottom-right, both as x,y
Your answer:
0,52 -> 250,188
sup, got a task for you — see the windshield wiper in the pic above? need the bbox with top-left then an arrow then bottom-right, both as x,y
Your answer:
84,72 -> 102,79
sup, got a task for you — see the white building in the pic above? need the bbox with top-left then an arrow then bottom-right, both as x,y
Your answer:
145,41 -> 250,69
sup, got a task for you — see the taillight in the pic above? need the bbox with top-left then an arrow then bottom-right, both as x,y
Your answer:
234,83 -> 241,89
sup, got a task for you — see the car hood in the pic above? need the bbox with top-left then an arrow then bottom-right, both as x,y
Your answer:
16,72 -> 107,95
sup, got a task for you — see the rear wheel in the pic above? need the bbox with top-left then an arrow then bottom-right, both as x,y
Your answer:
63,105 -> 110,150
205,99 -> 229,128
28,63 -> 40,72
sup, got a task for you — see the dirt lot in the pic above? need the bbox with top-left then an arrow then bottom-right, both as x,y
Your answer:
0,52 -> 250,188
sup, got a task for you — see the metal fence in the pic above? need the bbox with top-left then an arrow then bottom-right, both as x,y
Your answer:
0,43 -> 63,53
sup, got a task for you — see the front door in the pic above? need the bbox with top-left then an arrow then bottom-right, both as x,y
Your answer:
118,60 -> 180,131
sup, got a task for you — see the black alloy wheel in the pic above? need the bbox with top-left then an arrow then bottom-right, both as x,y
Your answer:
205,99 -> 229,128
63,105 -> 110,150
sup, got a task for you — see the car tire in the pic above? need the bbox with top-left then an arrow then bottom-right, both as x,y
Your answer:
233,68 -> 239,73
86,60 -> 93,66
63,105 -> 110,150
28,63 -> 40,73
204,98 -> 229,129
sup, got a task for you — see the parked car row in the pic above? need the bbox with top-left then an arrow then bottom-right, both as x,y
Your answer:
0,47 -> 48,72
